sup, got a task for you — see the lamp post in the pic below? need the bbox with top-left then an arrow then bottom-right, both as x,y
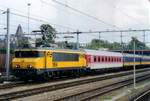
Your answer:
27,3 -> 31,34
133,39 -> 136,89
6,9 -> 10,80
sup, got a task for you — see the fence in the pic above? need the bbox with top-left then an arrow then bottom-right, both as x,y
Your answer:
0,49 -> 13,74
0,54 -> 6,73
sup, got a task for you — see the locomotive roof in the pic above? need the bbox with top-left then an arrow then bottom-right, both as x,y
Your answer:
15,48 -> 85,53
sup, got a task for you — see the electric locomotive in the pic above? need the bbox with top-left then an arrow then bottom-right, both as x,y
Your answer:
12,48 -> 86,80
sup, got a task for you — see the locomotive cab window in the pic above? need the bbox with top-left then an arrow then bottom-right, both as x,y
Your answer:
15,51 -> 44,58
53,52 -> 79,61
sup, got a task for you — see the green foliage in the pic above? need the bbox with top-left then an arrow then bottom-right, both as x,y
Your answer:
36,38 -> 43,47
57,41 -> 77,49
17,38 -> 30,48
36,24 -> 56,47
86,37 -> 149,50
86,39 -> 122,50
127,37 -> 149,50
0,48 -> 14,54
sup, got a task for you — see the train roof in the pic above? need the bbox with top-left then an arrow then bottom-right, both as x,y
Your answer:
114,50 -> 150,56
83,49 -> 123,57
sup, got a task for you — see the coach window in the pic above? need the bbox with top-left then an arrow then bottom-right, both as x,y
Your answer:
119,58 -> 121,62
98,56 -> 100,62
94,56 -> 97,62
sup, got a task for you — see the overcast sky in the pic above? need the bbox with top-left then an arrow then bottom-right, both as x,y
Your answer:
0,0 -> 150,44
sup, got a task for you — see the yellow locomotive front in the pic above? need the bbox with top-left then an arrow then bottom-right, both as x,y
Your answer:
12,49 -> 47,80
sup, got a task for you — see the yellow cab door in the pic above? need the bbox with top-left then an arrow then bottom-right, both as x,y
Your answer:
79,53 -> 86,67
45,51 -> 53,69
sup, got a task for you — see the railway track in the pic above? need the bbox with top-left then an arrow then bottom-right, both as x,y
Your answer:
0,68 -> 149,100
0,68 -> 149,90
0,81 -> 26,89
55,72 -> 150,101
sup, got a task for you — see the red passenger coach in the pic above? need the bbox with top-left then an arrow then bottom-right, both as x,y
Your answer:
84,49 -> 123,69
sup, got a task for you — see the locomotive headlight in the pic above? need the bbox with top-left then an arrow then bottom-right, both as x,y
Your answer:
15,65 -> 20,69
27,65 -> 32,69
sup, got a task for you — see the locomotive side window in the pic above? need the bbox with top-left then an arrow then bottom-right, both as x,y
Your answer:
15,51 -> 44,58
53,52 -> 79,61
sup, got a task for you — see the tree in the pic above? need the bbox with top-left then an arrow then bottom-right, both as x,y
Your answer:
86,39 -> 121,50
127,37 -> 149,50
41,24 -> 56,45
36,24 -> 56,47
18,38 -> 30,48
85,37 -> 149,50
